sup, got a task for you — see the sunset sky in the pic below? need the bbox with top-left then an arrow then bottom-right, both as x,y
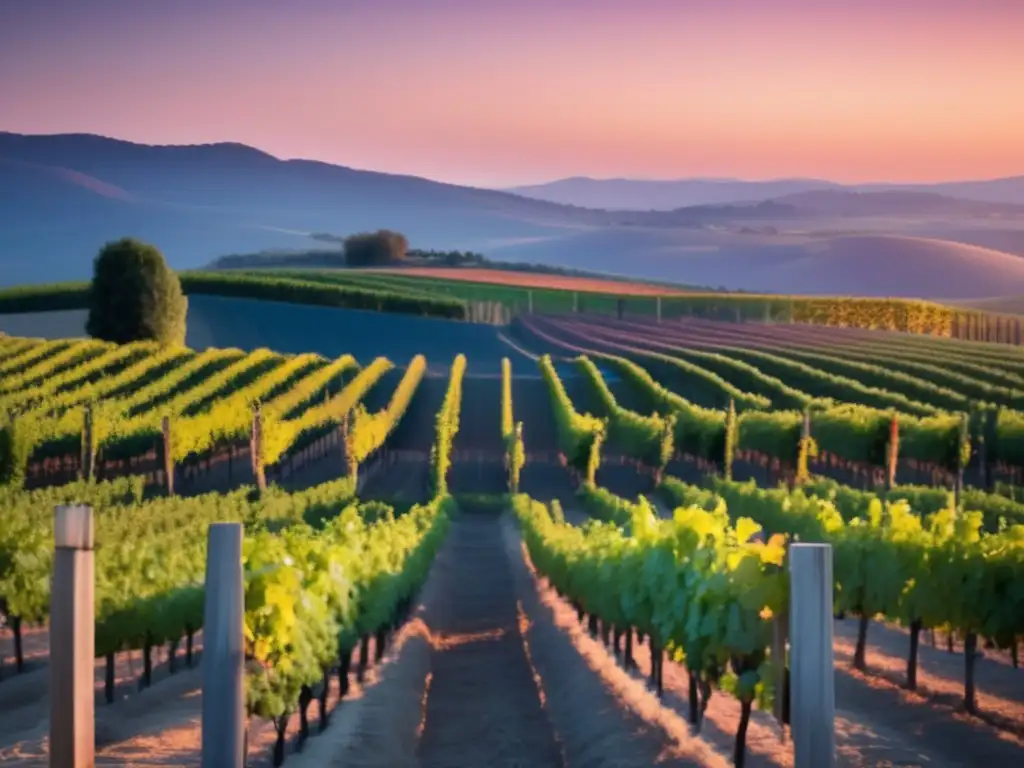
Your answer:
2,0 -> 1023,187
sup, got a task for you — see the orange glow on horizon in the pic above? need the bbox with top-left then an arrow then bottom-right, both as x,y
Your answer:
1,0 -> 1022,186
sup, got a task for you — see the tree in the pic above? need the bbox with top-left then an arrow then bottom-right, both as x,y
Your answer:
343,230 -> 408,267
86,238 -> 187,345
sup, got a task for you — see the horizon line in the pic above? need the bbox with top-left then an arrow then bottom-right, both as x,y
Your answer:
3,128 -> 1023,192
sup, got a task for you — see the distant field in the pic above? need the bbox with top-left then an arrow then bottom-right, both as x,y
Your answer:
364,267 -> 690,296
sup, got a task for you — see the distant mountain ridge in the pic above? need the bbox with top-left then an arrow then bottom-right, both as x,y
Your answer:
3,131 -> 1024,300
508,175 -> 1024,210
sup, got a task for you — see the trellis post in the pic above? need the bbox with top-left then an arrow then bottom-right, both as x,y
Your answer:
251,404 -> 266,492
161,415 -> 175,495
81,404 -> 95,481
201,522 -> 245,768
789,543 -> 835,767
50,505 -> 95,768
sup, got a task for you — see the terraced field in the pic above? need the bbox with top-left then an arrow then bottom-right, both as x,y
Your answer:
1,312 -> 1022,767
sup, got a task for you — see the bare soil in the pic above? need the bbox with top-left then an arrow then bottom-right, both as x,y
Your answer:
0,622 -> 391,766
367,267 -> 690,296
415,507 -> 564,767
290,504 -> 717,768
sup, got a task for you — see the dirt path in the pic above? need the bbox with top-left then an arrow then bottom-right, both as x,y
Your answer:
832,619 -> 1024,732
0,625 -> 387,767
0,631 -> 206,742
289,503 -> 712,767
415,507 -> 564,766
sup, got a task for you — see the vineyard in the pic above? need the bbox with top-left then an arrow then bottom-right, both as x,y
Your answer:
1,311 -> 1023,767
5,265 -> 1024,342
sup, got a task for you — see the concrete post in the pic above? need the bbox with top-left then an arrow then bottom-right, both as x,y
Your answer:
50,505 -> 95,768
789,543 -> 836,768
201,523 -> 245,768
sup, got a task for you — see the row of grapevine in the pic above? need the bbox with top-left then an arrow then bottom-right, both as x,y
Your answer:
660,476 -> 1024,706
0,475 -> 354,681
692,332 -> 973,413
801,476 -> 1024,532
537,354 -> 605,484
603,354 -> 736,465
0,336 -> 41,367
582,315 -> 1024,476
648,293 -> 977,337
0,340 -> 110,396
344,356 -> 427,475
22,345 -> 195,417
430,355 -> 467,496
575,481 -> 651,526
517,314 -> 772,410
513,492 -> 787,765
0,342 -> 152,411
1,347 -> 254,481
2,473 -> 452,766
256,357 -> 388,467
806,318 -> 1024,361
0,339 -> 76,379
574,356 -> 675,473
533,316 -> 969,474
243,492 -> 452,763
0,340 -> 388,487
607,317 -> 941,417
676,317 -> 1024,404
501,357 -> 524,493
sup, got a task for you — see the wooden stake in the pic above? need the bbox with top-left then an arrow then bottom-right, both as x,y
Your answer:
771,583 -> 789,739
982,408 -> 998,492
81,404 -> 95,481
50,505 -> 94,768
251,405 -> 266,492
886,415 -> 899,491
161,416 -> 175,496
954,413 -> 968,512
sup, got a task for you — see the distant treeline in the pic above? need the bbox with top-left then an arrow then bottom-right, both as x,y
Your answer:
207,241 -> 712,290
210,246 -> 489,270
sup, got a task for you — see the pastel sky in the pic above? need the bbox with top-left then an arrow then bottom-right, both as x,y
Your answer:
2,0 -> 1023,187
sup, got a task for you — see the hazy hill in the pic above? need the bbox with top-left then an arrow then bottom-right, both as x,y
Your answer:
3,131 -> 1024,300
506,177 -> 841,210
0,132 -> 611,286
510,175 -> 1024,211
770,189 -> 1024,217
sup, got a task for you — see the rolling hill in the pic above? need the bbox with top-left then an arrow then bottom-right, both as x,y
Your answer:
0,132 -> 607,286
509,175 -> 1024,210
506,177 -> 842,210
3,131 -> 1024,299
482,230 -> 1024,299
